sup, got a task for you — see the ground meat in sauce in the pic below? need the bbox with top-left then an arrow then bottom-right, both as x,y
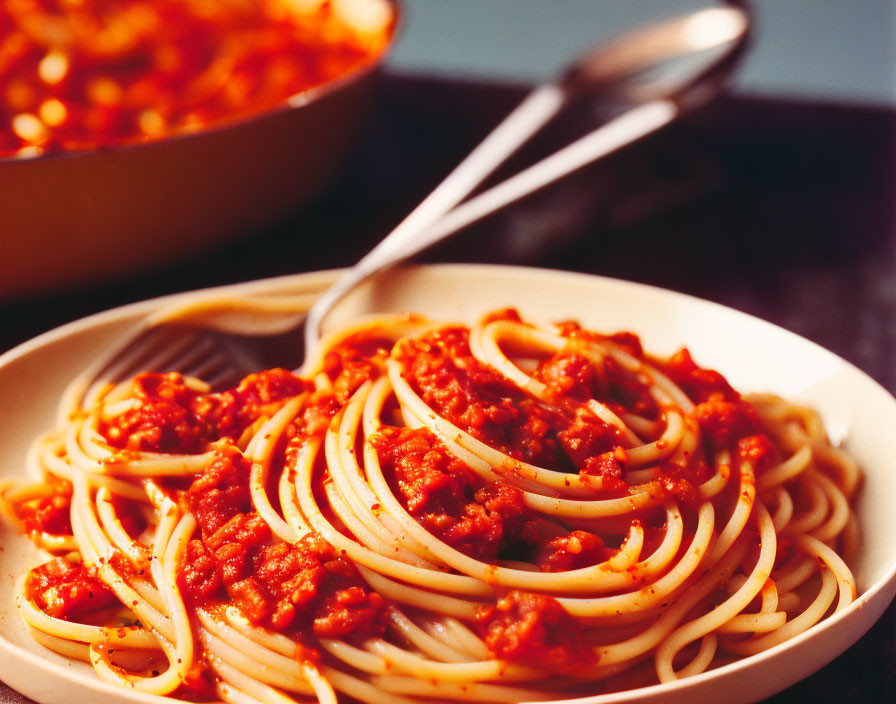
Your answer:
439,483 -> 538,564
654,461 -> 707,507
26,558 -> 119,620
101,369 -> 307,454
102,372 -> 211,453
203,368 -> 309,439
694,397 -> 761,449
580,446 -> 627,482
372,425 -> 609,571
737,434 -> 779,473
476,591 -> 595,670
662,348 -> 739,403
661,349 -> 779,473
398,327 -> 532,456
373,425 -> 504,560
187,446 -> 253,536
398,328 -> 632,472
181,445 -> 384,638
547,327 -> 653,416
371,425 -> 476,513
535,530 -> 611,573
322,333 -> 393,401
207,513 -> 271,587
284,391 -> 343,454
13,480 -> 72,536
536,353 -> 599,402
180,528 -> 385,638
557,406 -> 624,469
181,539 -> 222,600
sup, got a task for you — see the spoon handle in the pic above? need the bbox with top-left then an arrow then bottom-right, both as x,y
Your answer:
381,83 -> 568,244
303,81 -> 566,342
303,5 -> 751,348
397,100 -> 677,264
303,97 -> 677,349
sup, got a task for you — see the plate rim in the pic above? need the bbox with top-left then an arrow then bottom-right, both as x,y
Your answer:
1,262 -> 895,704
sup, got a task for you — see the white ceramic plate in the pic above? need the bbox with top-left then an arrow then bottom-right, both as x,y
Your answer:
1,264 -> 895,704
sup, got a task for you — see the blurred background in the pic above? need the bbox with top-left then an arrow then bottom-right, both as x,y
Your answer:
2,1 -> 893,387
3,0 -> 893,383
393,0 -> 895,106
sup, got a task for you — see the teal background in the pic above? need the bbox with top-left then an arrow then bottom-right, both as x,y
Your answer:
388,1 -> 895,106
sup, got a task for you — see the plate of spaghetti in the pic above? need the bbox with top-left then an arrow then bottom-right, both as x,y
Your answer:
0,264 -> 894,704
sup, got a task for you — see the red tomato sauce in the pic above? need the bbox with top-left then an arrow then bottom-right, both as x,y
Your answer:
661,348 -> 740,403
475,591 -> 596,671
322,332 -> 394,401
15,324 -> 782,673
11,478 -> 72,535
100,369 -> 308,453
371,425 -> 613,571
550,324 -> 657,418
181,445 -> 385,639
1,0 -> 395,157
395,327 -> 631,480
26,557 -> 119,620
660,348 -> 778,468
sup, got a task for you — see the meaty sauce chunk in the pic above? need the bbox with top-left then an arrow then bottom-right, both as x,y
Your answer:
661,348 -> 779,472
180,445 -> 384,640
101,372 -> 213,453
536,352 -> 599,403
372,425 -> 534,562
372,425 -> 611,571
322,333 -> 394,401
396,328 -> 629,476
476,591 -> 596,670
12,479 -> 73,536
204,368 -> 310,440
26,558 -> 119,620
100,369 -> 308,453
551,324 -> 657,419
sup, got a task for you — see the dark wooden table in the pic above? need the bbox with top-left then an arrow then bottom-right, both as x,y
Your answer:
1,73 -> 894,702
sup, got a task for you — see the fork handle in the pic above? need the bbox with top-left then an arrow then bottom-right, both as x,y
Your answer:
303,82 -> 566,340
373,83 -> 569,252
303,97 -> 677,349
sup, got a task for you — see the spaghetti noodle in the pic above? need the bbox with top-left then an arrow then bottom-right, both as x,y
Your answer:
1,309 -> 861,702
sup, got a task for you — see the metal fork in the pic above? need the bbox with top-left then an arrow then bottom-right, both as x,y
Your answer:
72,292 -> 323,410
73,5 -> 750,408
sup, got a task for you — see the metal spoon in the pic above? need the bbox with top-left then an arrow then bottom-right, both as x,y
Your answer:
78,3 -> 751,400
301,3 -> 751,353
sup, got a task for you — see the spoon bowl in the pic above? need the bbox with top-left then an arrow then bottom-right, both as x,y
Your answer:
65,2 -> 751,399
